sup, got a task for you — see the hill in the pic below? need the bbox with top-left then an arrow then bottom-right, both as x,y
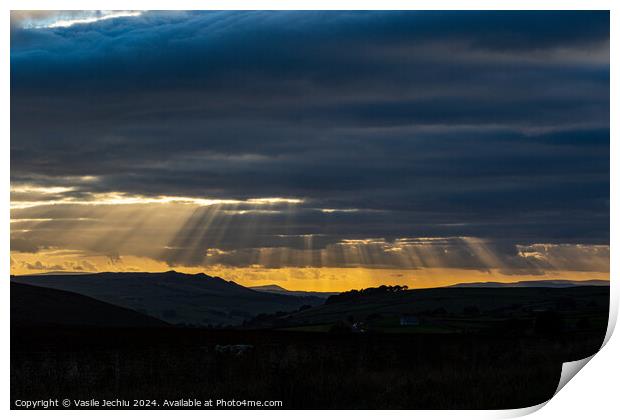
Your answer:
11,282 -> 168,328
11,271 -> 323,326
250,284 -> 335,299
251,285 -> 609,333
448,279 -> 609,288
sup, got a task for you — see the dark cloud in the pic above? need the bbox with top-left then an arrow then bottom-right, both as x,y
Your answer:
11,238 -> 41,253
10,11 -> 609,272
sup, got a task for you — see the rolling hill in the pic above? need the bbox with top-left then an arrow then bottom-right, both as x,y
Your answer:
11,271 -> 323,326
250,284 -> 336,299
261,285 -> 610,330
11,282 -> 168,328
448,279 -> 609,288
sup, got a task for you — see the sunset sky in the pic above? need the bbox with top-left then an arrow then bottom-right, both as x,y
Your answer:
10,11 -> 609,291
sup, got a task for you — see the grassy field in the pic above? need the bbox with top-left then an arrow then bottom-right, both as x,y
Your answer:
11,323 -> 606,409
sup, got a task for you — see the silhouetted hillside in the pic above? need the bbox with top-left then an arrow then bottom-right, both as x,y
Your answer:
10,282 -> 609,409
249,285 -> 609,333
448,279 -> 609,288
250,284 -> 336,299
11,271 -> 323,326
11,282 -> 168,328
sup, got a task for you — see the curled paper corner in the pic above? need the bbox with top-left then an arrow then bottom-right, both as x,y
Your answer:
602,292 -> 618,348
498,401 -> 548,418
554,355 -> 595,396
553,285 -> 619,395
499,356 -> 597,418
504,322 -> 614,417
552,307 -> 615,398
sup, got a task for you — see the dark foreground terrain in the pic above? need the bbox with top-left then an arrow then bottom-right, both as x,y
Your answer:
12,326 -> 607,409
11,283 -> 609,409
11,283 -> 168,328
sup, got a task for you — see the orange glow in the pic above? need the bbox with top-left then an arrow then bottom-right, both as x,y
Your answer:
10,251 -> 609,292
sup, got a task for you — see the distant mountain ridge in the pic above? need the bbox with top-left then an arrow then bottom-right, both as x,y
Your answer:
29,271 -> 92,276
11,271 -> 323,327
447,279 -> 609,288
250,284 -> 336,299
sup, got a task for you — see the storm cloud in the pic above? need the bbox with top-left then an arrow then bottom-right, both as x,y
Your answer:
10,11 -> 609,277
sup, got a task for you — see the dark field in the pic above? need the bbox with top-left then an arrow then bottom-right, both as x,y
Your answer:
11,324 -> 606,409
11,283 -> 609,409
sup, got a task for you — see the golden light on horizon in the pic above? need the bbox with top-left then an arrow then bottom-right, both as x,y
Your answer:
10,186 -> 609,292
10,247 -> 610,292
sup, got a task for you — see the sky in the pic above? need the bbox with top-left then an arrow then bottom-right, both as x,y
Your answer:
10,11 -> 609,291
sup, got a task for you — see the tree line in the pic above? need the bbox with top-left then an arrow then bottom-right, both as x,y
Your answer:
326,285 -> 409,304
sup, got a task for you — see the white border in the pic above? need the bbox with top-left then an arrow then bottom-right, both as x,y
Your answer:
2,2 -> 617,419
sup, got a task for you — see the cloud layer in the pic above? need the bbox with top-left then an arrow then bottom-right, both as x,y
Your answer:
10,11 -> 609,279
